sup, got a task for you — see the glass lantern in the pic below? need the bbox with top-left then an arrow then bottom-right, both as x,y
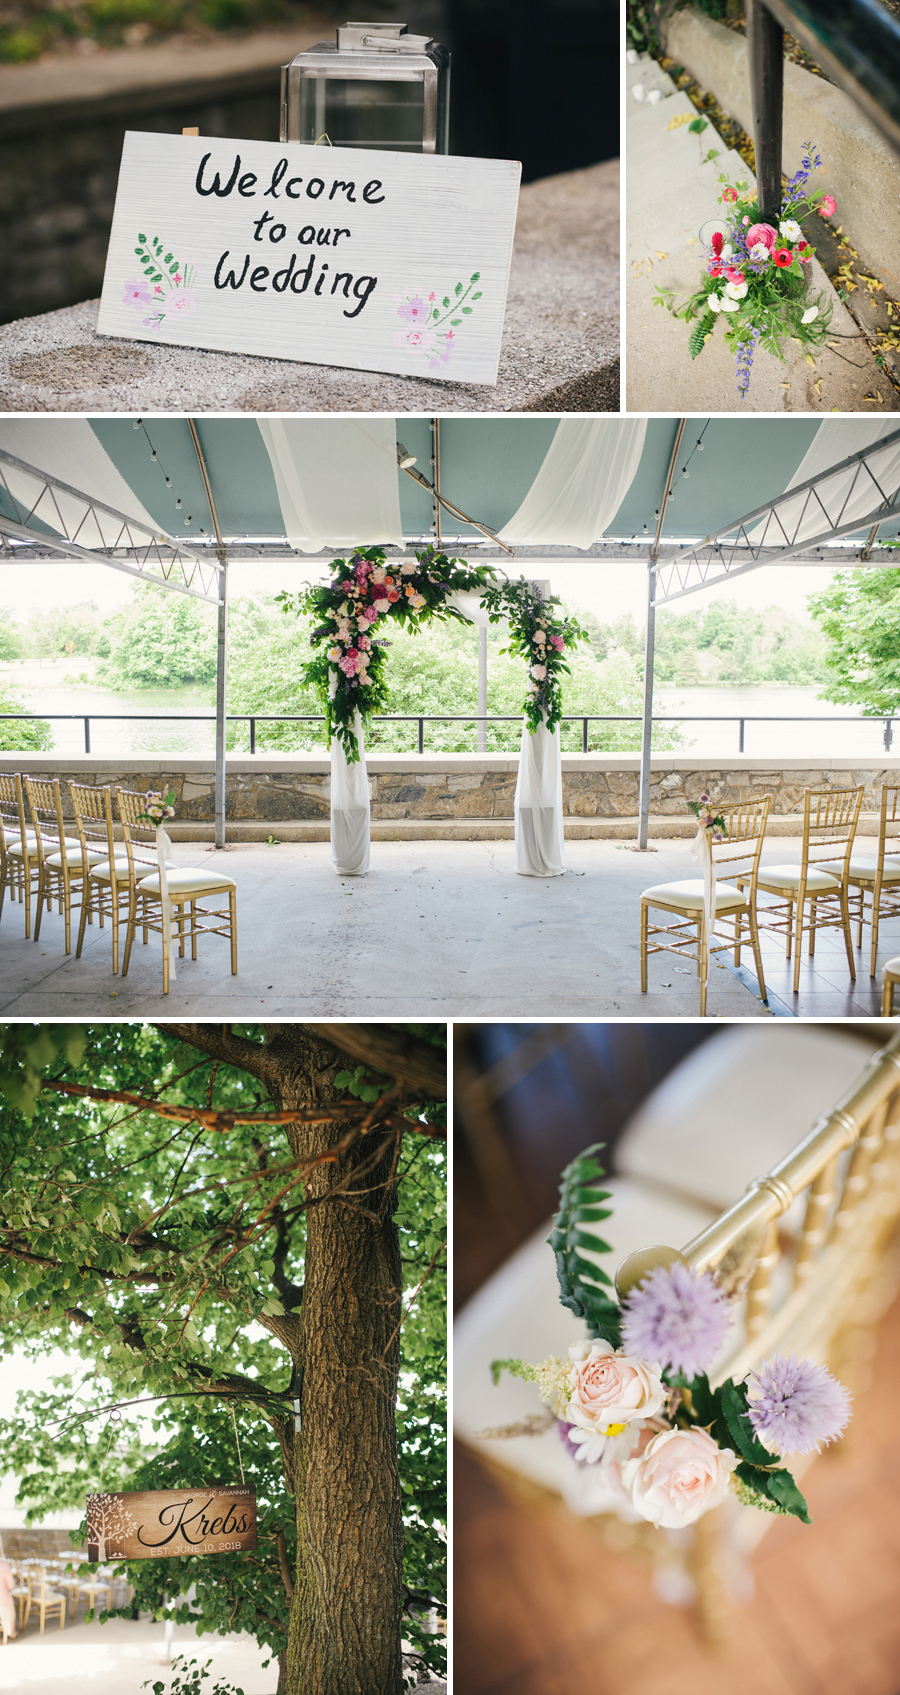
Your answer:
281,22 -> 450,155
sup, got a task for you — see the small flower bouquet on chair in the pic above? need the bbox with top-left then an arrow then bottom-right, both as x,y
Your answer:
653,142 -> 836,398
489,1146 -> 851,1529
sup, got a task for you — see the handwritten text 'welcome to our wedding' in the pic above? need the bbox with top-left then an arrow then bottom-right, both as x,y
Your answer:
197,152 -> 386,317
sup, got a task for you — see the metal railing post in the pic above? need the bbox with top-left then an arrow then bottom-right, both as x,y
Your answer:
583,717 -> 589,753
746,0 -> 784,224
418,718 -> 424,754
250,717 -> 256,754
739,719 -> 745,753
84,716 -> 90,754
886,717 -> 894,753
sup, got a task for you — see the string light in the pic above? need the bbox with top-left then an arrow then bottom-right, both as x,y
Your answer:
135,420 -> 207,534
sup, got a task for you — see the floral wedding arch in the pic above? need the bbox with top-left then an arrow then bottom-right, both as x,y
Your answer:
278,546 -> 586,877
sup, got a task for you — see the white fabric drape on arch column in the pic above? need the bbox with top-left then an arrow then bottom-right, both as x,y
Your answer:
497,417 -> 647,547
514,718 -> 565,877
329,673 -> 370,877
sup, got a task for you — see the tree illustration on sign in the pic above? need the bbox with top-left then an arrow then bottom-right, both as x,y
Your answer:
86,1493 -> 139,1560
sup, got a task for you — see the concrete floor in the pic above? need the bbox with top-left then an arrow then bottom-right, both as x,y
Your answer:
0,835 -> 894,1019
0,1613 -> 275,1694
625,55 -> 897,412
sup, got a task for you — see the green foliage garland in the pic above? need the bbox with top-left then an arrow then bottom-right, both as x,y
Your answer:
276,545 -> 497,763
480,577 -> 588,736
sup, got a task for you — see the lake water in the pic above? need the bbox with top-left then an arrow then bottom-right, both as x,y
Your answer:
1,663 -> 890,760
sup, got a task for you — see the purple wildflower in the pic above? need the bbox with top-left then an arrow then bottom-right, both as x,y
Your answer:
746,1354 -> 851,1456
557,1420 -> 582,1460
621,1263 -> 731,1380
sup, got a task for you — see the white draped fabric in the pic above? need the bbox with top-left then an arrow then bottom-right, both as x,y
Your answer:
156,824 -> 178,982
497,417 -> 647,548
258,418 -> 403,553
0,418 -> 161,545
514,720 -> 565,877
749,420 -> 900,548
329,673 -> 370,877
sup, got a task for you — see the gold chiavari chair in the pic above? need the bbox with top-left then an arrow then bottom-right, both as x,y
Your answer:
455,1030 -> 900,1640
116,787 -> 238,995
24,776 -> 105,955
823,782 -> 900,979
69,781 -> 143,975
884,957 -> 900,1016
737,784 -> 864,995
31,1569 -> 66,1634
0,772 -> 39,936
640,794 -> 772,1017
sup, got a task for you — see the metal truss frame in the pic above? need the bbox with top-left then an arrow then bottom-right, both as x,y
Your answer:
652,426 -> 900,605
0,450 -> 223,604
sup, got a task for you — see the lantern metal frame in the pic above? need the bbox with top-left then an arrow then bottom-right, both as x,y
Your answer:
281,21 -> 450,156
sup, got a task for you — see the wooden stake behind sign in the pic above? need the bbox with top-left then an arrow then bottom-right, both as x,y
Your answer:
98,131 -> 521,384
85,1486 -> 257,1560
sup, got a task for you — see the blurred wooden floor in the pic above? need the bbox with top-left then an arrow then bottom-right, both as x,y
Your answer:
454,1283 -> 900,1695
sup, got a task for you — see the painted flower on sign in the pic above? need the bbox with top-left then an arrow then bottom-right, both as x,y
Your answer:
394,275 -> 482,370
128,233 -> 197,329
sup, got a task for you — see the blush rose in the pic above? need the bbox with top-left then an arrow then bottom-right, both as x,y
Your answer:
621,1426 -> 737,1528
564,1339 -> 666,1436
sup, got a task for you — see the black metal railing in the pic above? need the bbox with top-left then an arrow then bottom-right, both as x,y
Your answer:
747,0 -> 900,223
0,710 -> 897,754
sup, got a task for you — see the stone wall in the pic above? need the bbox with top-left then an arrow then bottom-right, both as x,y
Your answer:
4,753 -> 898,829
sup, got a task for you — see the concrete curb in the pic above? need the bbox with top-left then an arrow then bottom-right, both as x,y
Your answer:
0,160 -> 619,412
163,812 -> 885,843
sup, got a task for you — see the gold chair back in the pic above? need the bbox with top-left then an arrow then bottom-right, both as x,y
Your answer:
68,781 -> 117,867
801,783 -> 864,879
709,794 -> 772,895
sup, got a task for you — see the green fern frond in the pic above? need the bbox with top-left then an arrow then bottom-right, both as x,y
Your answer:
547,1143 -> 622,1346
688,312 -> 715,359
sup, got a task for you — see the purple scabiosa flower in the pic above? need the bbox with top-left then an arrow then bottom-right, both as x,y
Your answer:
557,1420 -> 583,1460
746,1354 -> 851,1455
621,1263 -> 731,1380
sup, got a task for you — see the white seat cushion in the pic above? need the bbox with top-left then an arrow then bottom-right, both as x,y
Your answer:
820,855 -> 900,883
753,863 -> 841,894
454,1179 -> 718,1498
8,836 -> 76,859
45,846 -> 106,869
616,1026 -> 879,1214
641,878 -> 745,914
883,956 -> 900,980
90,857 -> 175,881
136,869 -> 236,896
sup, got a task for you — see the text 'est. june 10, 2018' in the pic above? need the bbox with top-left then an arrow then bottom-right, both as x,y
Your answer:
97,132 -> 521,384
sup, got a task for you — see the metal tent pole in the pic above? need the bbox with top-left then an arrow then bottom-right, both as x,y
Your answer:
477,625 -> 488,751
638,419 -> 685,850
188,418 -> 228,849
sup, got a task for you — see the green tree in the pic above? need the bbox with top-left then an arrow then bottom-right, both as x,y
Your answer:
0,614 -> 24,662
0,680 -> 52,751
24,603 -> 104,660
808,569 -> 900,713
0,1022 -> 447,1695
99,587 -> 217,688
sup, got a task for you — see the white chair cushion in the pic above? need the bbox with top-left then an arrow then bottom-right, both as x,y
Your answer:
882,956 -> 900,981
136,869 -> 236,895
454,1179 -> 718,1497
641,878 -> 745,913
45,846 -> 106,869
8,836 -> 77,859
754,863 -> 841,893
820,855 -> 900,883
90,857 -> 175,881
616,1026 -> 879,1213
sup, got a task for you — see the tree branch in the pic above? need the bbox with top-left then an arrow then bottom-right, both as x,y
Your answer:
301,1025 -> 447,1097
34,1077 -> 445,1138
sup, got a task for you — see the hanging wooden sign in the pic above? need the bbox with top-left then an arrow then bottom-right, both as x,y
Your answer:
97,132 -> 521,385
85,1485 -> 257,1561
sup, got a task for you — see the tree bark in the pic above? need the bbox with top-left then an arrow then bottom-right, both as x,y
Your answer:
264,1027 -> 404,1695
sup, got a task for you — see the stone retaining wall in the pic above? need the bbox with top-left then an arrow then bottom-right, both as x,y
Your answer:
4,753 -> 898,823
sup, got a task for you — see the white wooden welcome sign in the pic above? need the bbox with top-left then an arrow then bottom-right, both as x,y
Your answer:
98,133 -> 521,385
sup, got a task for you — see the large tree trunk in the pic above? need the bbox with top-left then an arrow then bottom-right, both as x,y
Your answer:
266,1028 -> 404,1695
